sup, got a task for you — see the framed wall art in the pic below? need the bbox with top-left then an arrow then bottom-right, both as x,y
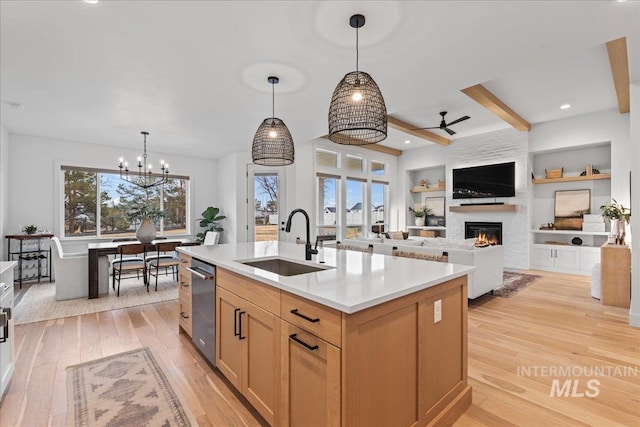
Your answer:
554,189 -> 590,230
425,196 -> 446,226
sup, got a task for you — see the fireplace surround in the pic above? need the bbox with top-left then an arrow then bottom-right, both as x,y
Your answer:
465,222 -> 502,246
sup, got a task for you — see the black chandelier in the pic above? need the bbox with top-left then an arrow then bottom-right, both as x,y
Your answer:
118,131 -> 169,189
252,76 -> 295,166
328,14 -> 387,145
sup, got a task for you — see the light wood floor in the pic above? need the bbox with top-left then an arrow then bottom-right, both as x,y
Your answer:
0,270 -> 638,426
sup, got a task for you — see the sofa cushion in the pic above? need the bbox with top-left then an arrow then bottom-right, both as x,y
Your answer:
354,236 -> 383,243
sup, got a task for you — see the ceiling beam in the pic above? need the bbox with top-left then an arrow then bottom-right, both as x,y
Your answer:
320,135 -> 403,156
387,116 -> 450,146
606,37 -> 630,114
461,84 -> 531,131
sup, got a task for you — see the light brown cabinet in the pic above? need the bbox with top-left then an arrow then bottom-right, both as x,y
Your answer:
177,253 -> 192,336
601,243 -> 631,308
280,322 -> 341,427
214,266 -> 470,426
216,270 -> 281,426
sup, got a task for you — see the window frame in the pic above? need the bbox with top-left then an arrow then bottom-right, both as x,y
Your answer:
314,145 -> 391,241
58,163 -> 191,241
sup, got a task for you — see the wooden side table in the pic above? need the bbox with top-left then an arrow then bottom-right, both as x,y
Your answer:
600,243 -> 631,308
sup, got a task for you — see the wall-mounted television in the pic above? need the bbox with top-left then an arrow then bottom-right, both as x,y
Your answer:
452,161 -> 516,199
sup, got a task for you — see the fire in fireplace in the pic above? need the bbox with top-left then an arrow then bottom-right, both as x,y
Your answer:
465,222 -> 502,247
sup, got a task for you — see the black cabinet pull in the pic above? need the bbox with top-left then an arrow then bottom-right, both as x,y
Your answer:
180,311 -> 190,319
238,311 -> 246,340
233,308 -> 241,337
290,309 -> 320,323
289,334 -> 318,351
180,281 -> 189,288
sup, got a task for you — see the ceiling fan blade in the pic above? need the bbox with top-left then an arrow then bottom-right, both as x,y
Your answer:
446,115 -> 470,126
410,126 -> 441,130
444,127 -> 456,136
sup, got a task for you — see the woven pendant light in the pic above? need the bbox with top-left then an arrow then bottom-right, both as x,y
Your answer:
252,76 -> 295,166
328,14 -> 387,145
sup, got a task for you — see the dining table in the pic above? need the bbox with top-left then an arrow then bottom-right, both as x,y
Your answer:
87,238 -> 198,299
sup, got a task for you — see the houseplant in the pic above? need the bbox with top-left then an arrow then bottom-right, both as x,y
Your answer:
22,224 -> 38,235
196,206 -> 226,243
408,206 -> 432,227
600,199 -> 630,244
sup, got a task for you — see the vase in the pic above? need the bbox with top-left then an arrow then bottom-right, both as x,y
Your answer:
415,217 -> 425,226
136,217 -> 156,244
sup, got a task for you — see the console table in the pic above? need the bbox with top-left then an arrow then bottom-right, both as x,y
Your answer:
600,243 -> 631,308
5,234 -> 53,288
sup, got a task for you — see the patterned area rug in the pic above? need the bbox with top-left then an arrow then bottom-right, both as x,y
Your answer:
493,272 -> 542,297
67,347 -> 198,427
14,277 -> 178,325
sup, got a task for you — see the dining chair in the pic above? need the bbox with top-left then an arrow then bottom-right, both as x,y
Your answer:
146,241 -> 181,291
203,231 -> 220,246
50,236 -> 89,300
112,243 -> 147,296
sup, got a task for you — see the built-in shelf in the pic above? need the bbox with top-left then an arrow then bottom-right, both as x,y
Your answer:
531,229 -> 609,236
449,204 -> 517,213
532,173 -> 611,184
406,226 -> 447,230
410,186 -> 445,193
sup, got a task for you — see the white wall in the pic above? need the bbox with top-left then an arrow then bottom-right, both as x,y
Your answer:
217,151 -> 251,244
529,108 -> 631,209
7,133 -> 217,252
0,125 -> 9,261
629,84 -> 639,328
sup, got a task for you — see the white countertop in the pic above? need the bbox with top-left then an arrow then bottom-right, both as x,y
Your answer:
178,241 -> 474,314
0,261 -> 17,275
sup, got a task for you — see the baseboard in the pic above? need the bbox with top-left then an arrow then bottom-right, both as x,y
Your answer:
629,311 -> 640,328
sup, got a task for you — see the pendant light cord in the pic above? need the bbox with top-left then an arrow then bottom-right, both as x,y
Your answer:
272,81 -> 275,118
355,26 -> 359,74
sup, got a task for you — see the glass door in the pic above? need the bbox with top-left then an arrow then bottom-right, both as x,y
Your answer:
247,166 -> 284,242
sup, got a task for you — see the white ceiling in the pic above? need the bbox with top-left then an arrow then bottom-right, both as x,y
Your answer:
1,1 -> 638,158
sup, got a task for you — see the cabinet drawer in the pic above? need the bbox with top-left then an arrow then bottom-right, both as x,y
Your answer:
281,292 -> 342,348
178,252 -> 191,267
178,268 -> 192,286
217,268 -> 280,315
179,300 -> 192,336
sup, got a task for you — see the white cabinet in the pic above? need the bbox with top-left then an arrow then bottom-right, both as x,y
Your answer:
530,243 -> 599,275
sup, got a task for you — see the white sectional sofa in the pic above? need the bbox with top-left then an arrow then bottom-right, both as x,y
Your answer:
333,237 -> 504,299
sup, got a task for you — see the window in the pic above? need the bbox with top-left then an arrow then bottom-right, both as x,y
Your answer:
317,174 -> 339,237
345,154 -> 364,172
315,148 -> 390,240
371,161 -> 386,176
63,166 -> 189,238
316,149 -> 338,168
371,181 -> 387,234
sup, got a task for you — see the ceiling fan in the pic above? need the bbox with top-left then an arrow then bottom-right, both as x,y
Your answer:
415,111 -> 470,135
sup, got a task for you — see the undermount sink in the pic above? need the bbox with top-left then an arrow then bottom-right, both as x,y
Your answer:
240,257 -> 332,277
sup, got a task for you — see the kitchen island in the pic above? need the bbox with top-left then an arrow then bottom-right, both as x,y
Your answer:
177,241 -> 474,426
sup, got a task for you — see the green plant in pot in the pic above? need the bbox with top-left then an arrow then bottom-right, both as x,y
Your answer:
196,206 -> 226,243
600,199 -> 630,245
22,224 -> 38,235
409,206 -> 432,226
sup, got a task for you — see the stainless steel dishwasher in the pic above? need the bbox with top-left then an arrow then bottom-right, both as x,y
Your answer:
187,258 -> 216,365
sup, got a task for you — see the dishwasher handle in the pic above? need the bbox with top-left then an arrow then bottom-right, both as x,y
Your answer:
186,266 -> 215,280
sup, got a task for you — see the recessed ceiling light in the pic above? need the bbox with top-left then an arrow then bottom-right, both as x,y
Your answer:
83,0 -> 99,4
404,140 -> 411,144
560,104 -> 571,110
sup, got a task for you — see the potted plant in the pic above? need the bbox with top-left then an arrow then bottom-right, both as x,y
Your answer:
600,199 -> 630,245
196,206 -> 226,243
409,206 -> 432,227
22,224 -> 38,235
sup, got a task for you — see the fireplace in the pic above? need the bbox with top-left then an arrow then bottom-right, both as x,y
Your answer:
465,222 -> 502,246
